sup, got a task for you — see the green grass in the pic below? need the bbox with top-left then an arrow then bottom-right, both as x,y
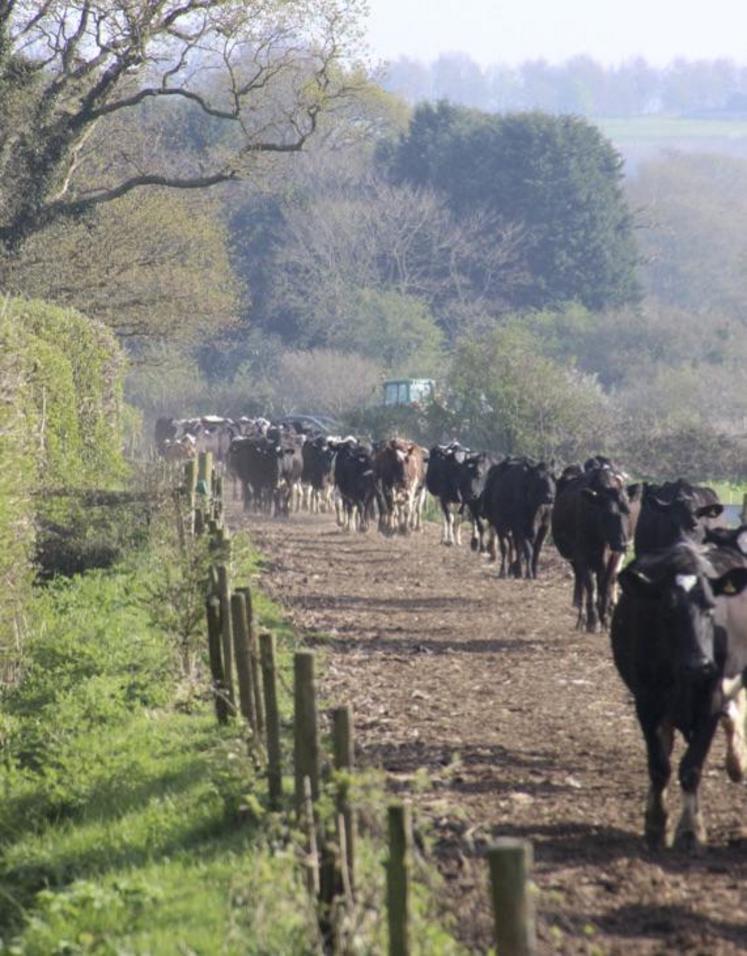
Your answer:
0,529 -> 465,955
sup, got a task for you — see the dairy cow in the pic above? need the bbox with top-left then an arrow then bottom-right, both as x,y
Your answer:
611,540 -> 747,849
552,460 -> 642,631
635,479 -> 725,555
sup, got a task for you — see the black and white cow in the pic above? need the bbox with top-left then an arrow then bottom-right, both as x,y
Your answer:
426,442 -> 469,545
611,540 -> 747,850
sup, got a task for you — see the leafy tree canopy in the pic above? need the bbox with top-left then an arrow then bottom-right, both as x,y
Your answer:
0,0 -> 366,251
382,102 -> 641,311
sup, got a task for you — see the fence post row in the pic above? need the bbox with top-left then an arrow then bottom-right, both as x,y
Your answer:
190,465 -> 541,952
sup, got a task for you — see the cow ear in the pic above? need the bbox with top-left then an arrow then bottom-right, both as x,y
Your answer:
619,566 -> 659,599
711,568 -> 747,598
696,503 -> 724,519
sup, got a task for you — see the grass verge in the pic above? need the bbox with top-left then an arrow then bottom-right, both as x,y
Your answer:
0,527 -> 464,954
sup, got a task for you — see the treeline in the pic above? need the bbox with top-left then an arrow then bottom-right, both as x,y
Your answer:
0,298 -> 126,675
383,53 -> 747,116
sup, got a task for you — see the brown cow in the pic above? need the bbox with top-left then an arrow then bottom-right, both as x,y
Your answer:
374,438 -> 428,535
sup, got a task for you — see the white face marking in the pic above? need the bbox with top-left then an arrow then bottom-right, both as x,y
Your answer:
675,574 -> 697,593
737,530 -> 747,555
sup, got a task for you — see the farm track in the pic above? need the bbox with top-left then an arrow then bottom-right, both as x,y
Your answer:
232,506 -> 747,954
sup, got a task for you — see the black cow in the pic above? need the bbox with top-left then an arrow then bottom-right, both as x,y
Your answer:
426,443 -> 469,545
635,479 -> 725,555
459,452 -> 495,553
482,457 -> 555,578
611,541 -> 747,849
333,440 -> 377,532
552,462 -> 642,631
228,436 -> 279,514
302,435 -> 336,513
154,416 -> 177,455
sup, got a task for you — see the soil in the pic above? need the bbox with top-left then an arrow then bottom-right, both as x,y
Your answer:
232,507 -> 747,955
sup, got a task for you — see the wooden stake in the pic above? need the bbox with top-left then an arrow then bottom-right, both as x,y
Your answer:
206,597 -> 229,725
387,804 -> 411,956
332,705 -> 356,896
230,593 -> 257,733
237,586 -> 264,734
259,631 -> 283,809
487,838 -> 536,956
294,651 -> 320,817
216,565 -> 235,713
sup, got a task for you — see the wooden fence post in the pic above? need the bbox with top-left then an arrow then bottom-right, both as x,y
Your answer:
332,705 -> 356,897
216,565 -> 236,714
487,838 -> 536,956
184,459 -> 197,496
230,593 -> 258,734
236,586 -> 264,734
197,451 -> 213,495
294,651 -> 320,817
742,492 -> 747,524
259,632 -> 283,809
206,597 -> 229,725
387,803 -> 411,956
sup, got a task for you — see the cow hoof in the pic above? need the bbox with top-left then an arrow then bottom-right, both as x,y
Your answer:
674,817 -> 707,854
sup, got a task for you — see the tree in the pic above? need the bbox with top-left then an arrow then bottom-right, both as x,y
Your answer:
0,189 -> 240,349
448,325 -> 611,461
383,102 -> 641,311
266,171 -> 525,346
271,348 -> 382,416
628,152 -> 747,323
0,0 -> 366,252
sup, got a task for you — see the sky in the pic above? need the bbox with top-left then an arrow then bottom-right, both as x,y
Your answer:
365,0 -> 747,67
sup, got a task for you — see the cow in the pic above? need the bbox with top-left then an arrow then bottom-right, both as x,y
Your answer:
302,435 -> 336,513
459,452 -> 496,552
273,431 -> 305,518
611,541 -> 747,850
155,416 -> 178,455
635,479 -> 725,555
374,439 -> 428,536
551,460 -> 642,631
481,457 -> 556,578
162,433 -> 196,461
228,435 -> 279,514
333,439 -> 377,532
426,442 -> 469,545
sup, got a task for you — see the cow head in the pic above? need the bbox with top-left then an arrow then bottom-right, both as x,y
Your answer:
460,452 -> 492,502
528,461 -> 556,507
620,553 -> 747,681
582,483 -> 632,553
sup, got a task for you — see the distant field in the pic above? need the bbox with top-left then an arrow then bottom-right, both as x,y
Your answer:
593,116 -> 747,172
597,116 -> 747,142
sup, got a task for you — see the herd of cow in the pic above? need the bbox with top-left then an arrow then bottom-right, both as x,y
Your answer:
156,414 -> 747,852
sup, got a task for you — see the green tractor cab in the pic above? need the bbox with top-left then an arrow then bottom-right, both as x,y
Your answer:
382,378 -> 435,407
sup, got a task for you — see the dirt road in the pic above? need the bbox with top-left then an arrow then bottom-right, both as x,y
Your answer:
237,508 -> 747,954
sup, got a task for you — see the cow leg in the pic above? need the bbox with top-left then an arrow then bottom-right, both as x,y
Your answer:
675,711 -> 720,852
440,499 -> 453,545
531,524 -> 549,579
498,533 -> 509,578
454,510 -> 463,546
639,713 -> 674,849
722,688 -> 747,782
486,527 -> 497,563
578,563 -> 598,632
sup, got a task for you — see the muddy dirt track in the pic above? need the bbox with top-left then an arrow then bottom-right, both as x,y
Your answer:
235,508 -> 747,954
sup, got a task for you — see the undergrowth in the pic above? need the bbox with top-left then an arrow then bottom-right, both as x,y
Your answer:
0,524 -> 464,954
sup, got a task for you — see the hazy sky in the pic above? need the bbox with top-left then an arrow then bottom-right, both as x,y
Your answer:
366,0 -> 747,67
